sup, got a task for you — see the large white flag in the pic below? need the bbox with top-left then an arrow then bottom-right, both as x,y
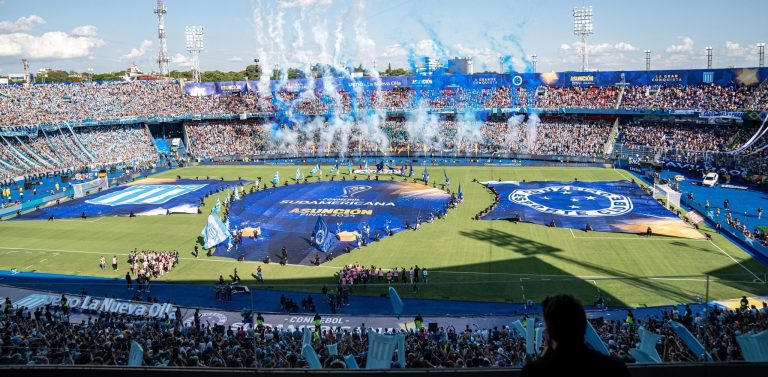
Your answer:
201,213 -> 231,249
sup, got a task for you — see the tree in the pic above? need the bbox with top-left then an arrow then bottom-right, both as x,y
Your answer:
92,72 -> 125,82
244,64 -> 261,80
287,68 -> 305,80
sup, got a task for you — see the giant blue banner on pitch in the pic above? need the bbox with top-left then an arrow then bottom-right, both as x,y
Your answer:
15,179 -> 240,220
481,181 -> 702,239
219,180 -> 451,265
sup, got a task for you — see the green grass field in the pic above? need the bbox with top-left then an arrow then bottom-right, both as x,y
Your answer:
0,165 -> 766,307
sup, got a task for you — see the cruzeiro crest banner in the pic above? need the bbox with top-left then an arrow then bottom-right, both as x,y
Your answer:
481,181 -> 702,239
221,180 -> 451,265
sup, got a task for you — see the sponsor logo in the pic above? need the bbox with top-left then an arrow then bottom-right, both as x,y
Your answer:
509,185 -> 633,217
289,208 -> 374,217
341,185 -> 372,198
512,75 -> 523,86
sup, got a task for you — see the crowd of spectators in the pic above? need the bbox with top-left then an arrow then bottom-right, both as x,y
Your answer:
1,293 -> 765,368
0,125 -> 157,183
2,82 -> 764,130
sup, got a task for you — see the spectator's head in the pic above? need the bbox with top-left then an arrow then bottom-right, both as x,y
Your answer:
542,294 -> 586,347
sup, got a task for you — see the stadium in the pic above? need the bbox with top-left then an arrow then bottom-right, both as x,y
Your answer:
0,0 -> 767,375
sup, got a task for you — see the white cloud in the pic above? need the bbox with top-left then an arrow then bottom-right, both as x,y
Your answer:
0,31 -> 105,59
666,36 -> 694,53
559,41 -> 637,54
121,40 -> 153,60
171,53 -> 193,67
0,15 -> 45,33
380,43 -> 407,58
71,25 -> 98,37
278,0 -> 332,9
228,56 -> 243,62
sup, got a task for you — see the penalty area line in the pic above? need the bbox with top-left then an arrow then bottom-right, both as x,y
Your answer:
707,240 -> 765,283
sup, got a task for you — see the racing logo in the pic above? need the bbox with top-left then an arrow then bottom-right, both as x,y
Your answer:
340,185 -> 372,198
509,185 -> 633,217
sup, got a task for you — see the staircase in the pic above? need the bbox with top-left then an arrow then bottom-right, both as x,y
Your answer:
604,118 -> 620,157
67,124 -> 96,161
16,136 -> 52,167
1,135 -> 37,169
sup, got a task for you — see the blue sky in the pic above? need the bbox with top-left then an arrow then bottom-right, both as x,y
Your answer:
0,0 -> 765,74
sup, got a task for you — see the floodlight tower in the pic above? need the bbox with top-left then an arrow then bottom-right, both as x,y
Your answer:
154,0 -> 170,75
644,50 -> 651,70
531,55 -> 538,72
185,26 -> 204,82
21,59 -> 29,85
706,46 -> 713,69
573,6 -> 594,71
758,43 -> 765,67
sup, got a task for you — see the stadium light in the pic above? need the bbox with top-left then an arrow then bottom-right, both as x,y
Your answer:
644,50 -> 651,71
758,43 -> 765,67
185,26 -> 204,82
573,6 -> 593,71
531,55 -> 538,72
706,46 -> 713,69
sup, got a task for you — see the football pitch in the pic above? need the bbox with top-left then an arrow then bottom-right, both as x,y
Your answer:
0,165 -> 766,308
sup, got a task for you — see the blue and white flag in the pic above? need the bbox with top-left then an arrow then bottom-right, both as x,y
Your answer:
344,354 -> 359,369
422,166 -> 429,183
301,344 -> 322,369
347,161 -> 352,174
400,163 -> 406,176
296,167 -> 302,181
736,329 -> 768,362
671,321 -> 713,361
525,316 -> 535,355
629,326 -> 662,363
129,340 -> 144,366
233,187 -> 240,201
443,169 -> 450,186
376,160 -> 384,173
271,171 -> 279,185
201,212 -> 231,249
366,329 -> 396,369
457,184 -> 463,201
388,286 -> 403,319
212,198 -> 221,214
585,320 -> 610,356
396,333 -> 406,368
313,217 -> 333,252
409,164 -> 413,177
364,160 -> 369,171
